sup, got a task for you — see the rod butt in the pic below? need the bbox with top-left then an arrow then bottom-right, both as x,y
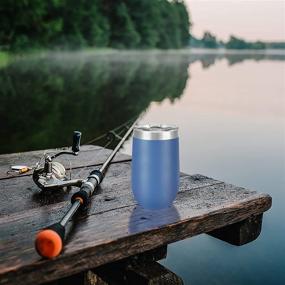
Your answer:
35,223 -> 65,259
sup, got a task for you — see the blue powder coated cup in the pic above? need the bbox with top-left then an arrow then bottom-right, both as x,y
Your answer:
131,125 -> 179,210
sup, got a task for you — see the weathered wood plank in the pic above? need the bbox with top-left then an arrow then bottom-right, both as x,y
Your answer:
0,174 -> 222,250
0,160 -> 217,216
0,147 -> 272,285
0,160 -> 271,285
0,145 -> 130,180
208,214 -> 263,245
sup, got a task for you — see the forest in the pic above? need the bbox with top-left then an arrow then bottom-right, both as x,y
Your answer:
191,32 -> 285,50
0,0 -> 190,51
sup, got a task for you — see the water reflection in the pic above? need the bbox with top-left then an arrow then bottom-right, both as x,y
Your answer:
128,205 -> 180,234
0,52 -> 189,153
1,51 -> 284,154
195,51 -> 285,67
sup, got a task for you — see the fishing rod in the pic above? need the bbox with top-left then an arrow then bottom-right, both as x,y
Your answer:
34,119 -> 138,259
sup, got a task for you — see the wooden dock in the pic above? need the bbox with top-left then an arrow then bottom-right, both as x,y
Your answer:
0,145 -> 272,285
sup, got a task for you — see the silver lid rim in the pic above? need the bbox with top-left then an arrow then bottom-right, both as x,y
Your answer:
133,124 -> 178,140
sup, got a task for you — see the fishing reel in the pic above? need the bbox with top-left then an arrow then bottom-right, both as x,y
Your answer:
33,131 -> 85,191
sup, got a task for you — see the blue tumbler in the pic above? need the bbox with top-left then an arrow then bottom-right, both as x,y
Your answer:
131,125 -> 179,210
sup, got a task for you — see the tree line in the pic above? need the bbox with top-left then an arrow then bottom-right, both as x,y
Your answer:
0,0 -> 190,51
191,32 -> 285,50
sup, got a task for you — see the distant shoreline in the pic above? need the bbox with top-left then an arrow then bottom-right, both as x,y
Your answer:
1,47 -> 285,55
188,48 -> 285,55
1,48 -> 285,67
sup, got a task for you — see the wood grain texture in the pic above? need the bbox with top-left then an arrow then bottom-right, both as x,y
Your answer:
0,162 -> 216,217
0,145 -> 130,180
0,149 -> 272,285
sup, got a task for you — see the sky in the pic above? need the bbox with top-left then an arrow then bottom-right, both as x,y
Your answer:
185,0 -> 285,42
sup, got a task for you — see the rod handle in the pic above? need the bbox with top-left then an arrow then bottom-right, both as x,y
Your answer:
72,131 -> 81,153
35,223 -> 65,259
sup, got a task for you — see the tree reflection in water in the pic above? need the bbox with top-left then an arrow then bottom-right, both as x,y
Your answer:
1,51 -> 284,154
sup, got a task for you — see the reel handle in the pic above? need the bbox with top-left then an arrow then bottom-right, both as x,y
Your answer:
72,131 -> 81,153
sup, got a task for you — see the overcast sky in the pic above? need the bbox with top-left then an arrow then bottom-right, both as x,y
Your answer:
185,0 -> 285,41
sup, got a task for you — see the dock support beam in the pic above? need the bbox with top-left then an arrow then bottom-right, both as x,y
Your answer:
208,214 -> 263,246
92,246 -> 183,285
50,246 -> 183,285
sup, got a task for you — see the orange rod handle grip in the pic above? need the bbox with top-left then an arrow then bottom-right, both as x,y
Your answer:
35,223 -> 65,259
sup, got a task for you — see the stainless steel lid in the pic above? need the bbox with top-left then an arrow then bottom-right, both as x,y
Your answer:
133,124 -> 178,140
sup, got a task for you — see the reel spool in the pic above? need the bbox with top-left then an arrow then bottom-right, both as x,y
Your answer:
33,131 -> 84,191
51,161 -> 66,179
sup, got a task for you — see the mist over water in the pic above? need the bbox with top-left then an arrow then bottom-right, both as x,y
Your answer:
1,50 -> 285,284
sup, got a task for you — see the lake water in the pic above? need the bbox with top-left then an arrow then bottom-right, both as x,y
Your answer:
1,50 -> 285,284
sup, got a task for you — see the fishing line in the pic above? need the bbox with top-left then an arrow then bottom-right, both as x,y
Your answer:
74,118 -> 136,178
74,136 -> 115,178
83,116 -> 136,145
74,118 -> 138,177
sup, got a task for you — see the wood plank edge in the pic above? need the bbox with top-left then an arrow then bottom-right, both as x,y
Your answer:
0,194 -> 271,285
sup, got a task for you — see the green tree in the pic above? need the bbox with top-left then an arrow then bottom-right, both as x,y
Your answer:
249,41 -> 266,50
202,31 -> 218,48
124,0 -> 160,48
82,1 -> 110,47
0,0 -> 63,50
60,0 -> 110,48
176,1 -> 191,47
156,1 -> 173,49
0,0 -> 191,50
226,36 -> 267,50
225,36 -> 249,49
106,1 -> 140,48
